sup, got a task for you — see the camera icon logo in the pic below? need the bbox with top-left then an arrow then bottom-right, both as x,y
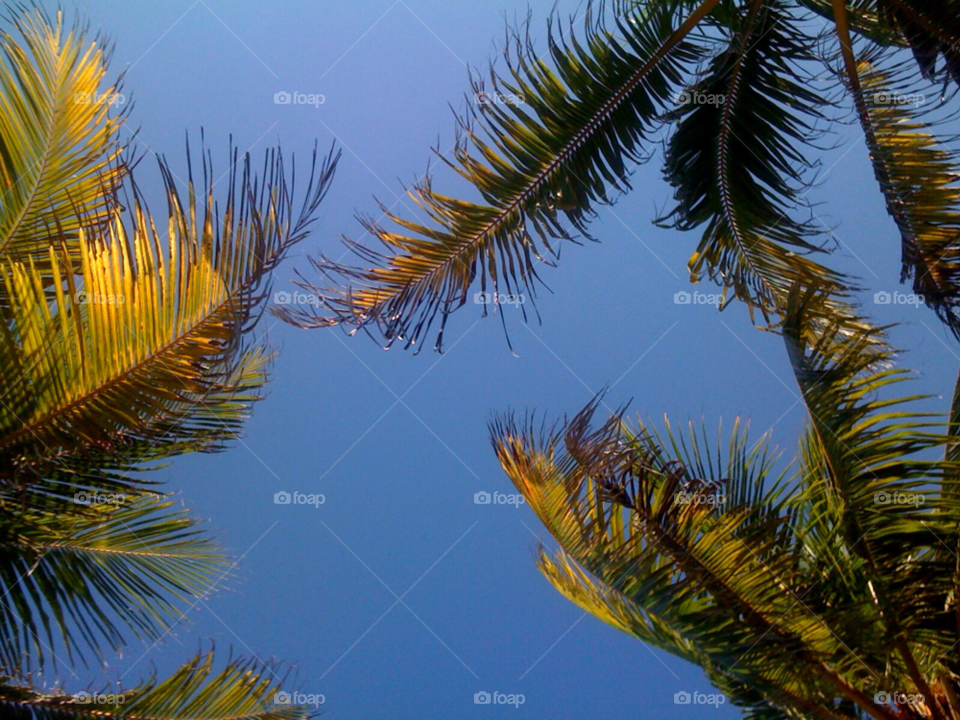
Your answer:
674,291 -> 691,305
274,91 -> 292,105
474,491 -> 491,505
74,291 -> 89,305
674,691 -> 691,705
874,291 -> 891,305
273,291 -> 291,305
675,91 -> 691,105
474,691 -> 491,705
874,691 -> 890,704
74,691 -> 92,704
274,691 -> 291,705
74,491 -> 91,505
473,291 -> 492,305
874,491 -> 891,505
274,491 -> 291,505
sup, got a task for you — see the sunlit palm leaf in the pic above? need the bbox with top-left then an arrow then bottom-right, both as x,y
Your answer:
0,6 -> 127,270
490,403 -> 899,718
0,143 -> 338,487
781,286 -> 959,711
838,52 -> 960,337
0,650 -> 319,719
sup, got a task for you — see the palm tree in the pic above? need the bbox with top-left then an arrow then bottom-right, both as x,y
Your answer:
282,0 -> 960,717
0,6 -> 338,718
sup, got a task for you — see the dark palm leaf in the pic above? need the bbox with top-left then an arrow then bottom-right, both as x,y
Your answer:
281,0 -> 711,350
658,0 -> 848,320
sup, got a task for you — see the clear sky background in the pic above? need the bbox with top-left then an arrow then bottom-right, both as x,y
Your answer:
66,1 -> 958,718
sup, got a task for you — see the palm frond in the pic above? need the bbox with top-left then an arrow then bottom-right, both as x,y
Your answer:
781,285 -> 960,710
658,0 -> 849,321
490,402 -> 897,719
281,0 -> 713,351
828,3 -> 960,340
873,0 -> 960,85
0,492 -> 225,674
0,650 -> 319,719
0,142 -> 338,487
0,6 -> 127,269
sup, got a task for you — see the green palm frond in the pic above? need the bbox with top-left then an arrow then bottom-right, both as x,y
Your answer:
0,650 -> 320,719
781,287 -> 960,707
839,53 -> 960,337
658,0 -> 849,320
0,143 -> 338,487
281,0 -> 713,350
0,492 -> 225,674
0,6 -> 127,269
490,402 -> 902,719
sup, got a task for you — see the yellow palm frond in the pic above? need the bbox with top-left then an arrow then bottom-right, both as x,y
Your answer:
0,7 -> 127,270
0,144 -> 338,488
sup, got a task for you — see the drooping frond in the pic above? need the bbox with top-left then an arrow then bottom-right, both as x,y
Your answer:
490,402 -> 898,719
281,0 -> 712,351
0,650 -> 320,719
832,49 -> 960,338
0,143 -> 339,489
0,6 -> 127,271
0,493 -> 224,674
782,286 -> 959,711
659,0 -> 849,321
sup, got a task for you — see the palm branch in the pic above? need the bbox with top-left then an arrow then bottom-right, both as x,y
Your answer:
0,142 -> 339,494
0,650 -> 320,720
0,492 -> 225,674
490,285 -> 960,718
0,6 -> 127,281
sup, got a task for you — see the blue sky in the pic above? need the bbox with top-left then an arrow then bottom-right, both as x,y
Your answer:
71,1 -> 958,718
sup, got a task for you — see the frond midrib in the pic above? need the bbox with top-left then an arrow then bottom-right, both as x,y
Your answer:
0,290 -> 246,457
714,0 -> 771,298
